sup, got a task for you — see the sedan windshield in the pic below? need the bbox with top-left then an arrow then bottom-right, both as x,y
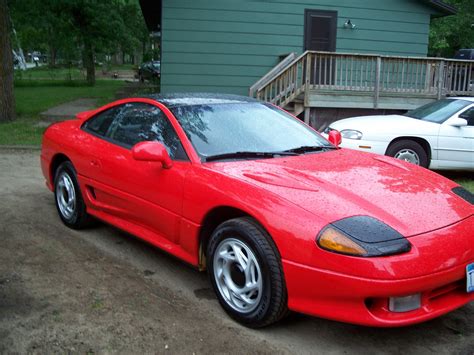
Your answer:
171,103 -> 330,161
404,99 -> 472,123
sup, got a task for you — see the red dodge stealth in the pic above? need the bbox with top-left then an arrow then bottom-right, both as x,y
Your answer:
41,93 -> 474,328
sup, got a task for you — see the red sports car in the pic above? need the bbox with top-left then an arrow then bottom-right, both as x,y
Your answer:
41,93 -> 474,328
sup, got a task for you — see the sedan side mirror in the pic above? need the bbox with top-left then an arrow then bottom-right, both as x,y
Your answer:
132,141 -> 173,169
449,117 -> 468,127
328,130 -> 342,147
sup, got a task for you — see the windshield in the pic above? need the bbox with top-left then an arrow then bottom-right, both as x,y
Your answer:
152,62 -> 160,69
404,99 -> 472,123
171,103 -> 330,160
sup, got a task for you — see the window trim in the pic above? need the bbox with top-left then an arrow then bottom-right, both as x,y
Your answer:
81,102 -> 190,161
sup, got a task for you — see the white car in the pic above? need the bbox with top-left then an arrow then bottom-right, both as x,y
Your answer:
324,97 -> 474,170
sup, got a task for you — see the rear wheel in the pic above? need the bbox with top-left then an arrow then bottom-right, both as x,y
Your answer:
207,217 -> 288,328
54,161 -> 93,229
386,140 -> 429,168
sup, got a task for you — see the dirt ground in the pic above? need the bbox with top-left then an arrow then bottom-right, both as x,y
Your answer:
0,150 -> 473,354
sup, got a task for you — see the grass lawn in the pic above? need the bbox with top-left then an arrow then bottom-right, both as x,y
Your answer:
0,80 -> 124,146
15,67 -> 85,81
457,179 -> 474,193
15,65 -> 137,81
0,119 -> 46,146
15,80 -> 124,116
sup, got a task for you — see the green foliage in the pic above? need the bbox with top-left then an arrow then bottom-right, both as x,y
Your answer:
10,0 -> 149,83
429,0 -> 474,57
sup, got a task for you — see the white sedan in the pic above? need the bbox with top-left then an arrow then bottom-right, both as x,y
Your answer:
324,97 -> 474,170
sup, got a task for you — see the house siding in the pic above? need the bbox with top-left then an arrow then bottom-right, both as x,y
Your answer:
161,0 -> 440,94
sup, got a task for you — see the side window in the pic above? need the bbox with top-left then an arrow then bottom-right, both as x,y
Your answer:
460,107 -> 474,126
106,103 -> 187,160
82,107 -> 117,136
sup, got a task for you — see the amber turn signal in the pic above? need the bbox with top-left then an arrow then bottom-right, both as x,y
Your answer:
317,227 -> 367,256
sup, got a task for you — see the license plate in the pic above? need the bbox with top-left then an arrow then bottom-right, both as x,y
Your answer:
468,263 -> 474,293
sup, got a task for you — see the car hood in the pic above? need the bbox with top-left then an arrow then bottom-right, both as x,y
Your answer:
208,149 -> 473,237
330,114 -> 440,135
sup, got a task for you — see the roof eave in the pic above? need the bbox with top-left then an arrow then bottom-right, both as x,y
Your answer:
139,0 -> 162,32
425,0 -> 457,16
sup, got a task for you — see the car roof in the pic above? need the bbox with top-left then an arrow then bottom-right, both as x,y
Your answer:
142,93 -> 258,108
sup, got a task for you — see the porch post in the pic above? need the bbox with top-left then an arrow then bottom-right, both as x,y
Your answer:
374,56 -> 381,109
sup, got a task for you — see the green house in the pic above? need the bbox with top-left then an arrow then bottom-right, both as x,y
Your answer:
140,0 -> 455,96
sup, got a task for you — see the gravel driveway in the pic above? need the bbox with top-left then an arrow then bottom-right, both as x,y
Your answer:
0,150 -> 473,354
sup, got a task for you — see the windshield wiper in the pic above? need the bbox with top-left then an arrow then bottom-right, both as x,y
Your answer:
283,145 -> 338,154
204,151 -> 298,162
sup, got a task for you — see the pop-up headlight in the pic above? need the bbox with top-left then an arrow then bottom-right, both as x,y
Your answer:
317,216 -> 411,257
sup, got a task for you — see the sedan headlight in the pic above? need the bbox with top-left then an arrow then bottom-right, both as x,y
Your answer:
316,216 -> 411,257
340,129 -> 363,140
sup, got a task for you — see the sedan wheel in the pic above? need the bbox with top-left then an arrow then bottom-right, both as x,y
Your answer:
207,217 -> 288,328
393,148 -> 420,165
386,139 -> 429,168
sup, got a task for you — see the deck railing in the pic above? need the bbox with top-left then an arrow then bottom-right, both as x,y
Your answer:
254,51 -> 474,108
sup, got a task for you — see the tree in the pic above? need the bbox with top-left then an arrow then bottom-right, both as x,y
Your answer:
429,0 -> 474,57
10,0 -> 74,67
0,0 -> 15,122
10,0 -> 149,85
120,1 -> 150,63
67,0 -> 126,85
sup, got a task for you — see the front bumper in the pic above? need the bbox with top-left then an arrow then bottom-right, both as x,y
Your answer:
339,138 -> 389,155
283,215 -> 474,327
283,258 -> 473,327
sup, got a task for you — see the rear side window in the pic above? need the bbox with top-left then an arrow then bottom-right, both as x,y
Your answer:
82,107 -> 117,136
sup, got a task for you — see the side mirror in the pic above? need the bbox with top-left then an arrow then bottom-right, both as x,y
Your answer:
328,130 -> 342,147
132,141 -> 173,169
449,117 -> 468,127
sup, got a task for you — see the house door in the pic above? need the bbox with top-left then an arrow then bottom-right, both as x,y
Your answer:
304,10 -> 337,52
304,10 -> 337,86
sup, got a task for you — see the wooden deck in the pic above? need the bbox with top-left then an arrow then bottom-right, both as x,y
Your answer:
251,51 -> 474,120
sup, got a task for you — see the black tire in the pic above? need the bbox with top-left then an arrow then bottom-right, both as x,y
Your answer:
53,161 -> 93,229
207,217 -> 288,328
386,139 -> 429,168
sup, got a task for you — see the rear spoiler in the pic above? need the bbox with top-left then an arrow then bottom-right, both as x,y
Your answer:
76,109 -> 98,121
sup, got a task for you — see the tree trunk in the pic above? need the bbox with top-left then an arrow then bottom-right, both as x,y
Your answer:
49,44 -> 57,67
0,0 -> 15,122
83,41 -> 95,86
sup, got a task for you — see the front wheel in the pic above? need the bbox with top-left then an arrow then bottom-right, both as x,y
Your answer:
386,140 -> 429,168
207,217 -> 288,328
54,161 -> 93,229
